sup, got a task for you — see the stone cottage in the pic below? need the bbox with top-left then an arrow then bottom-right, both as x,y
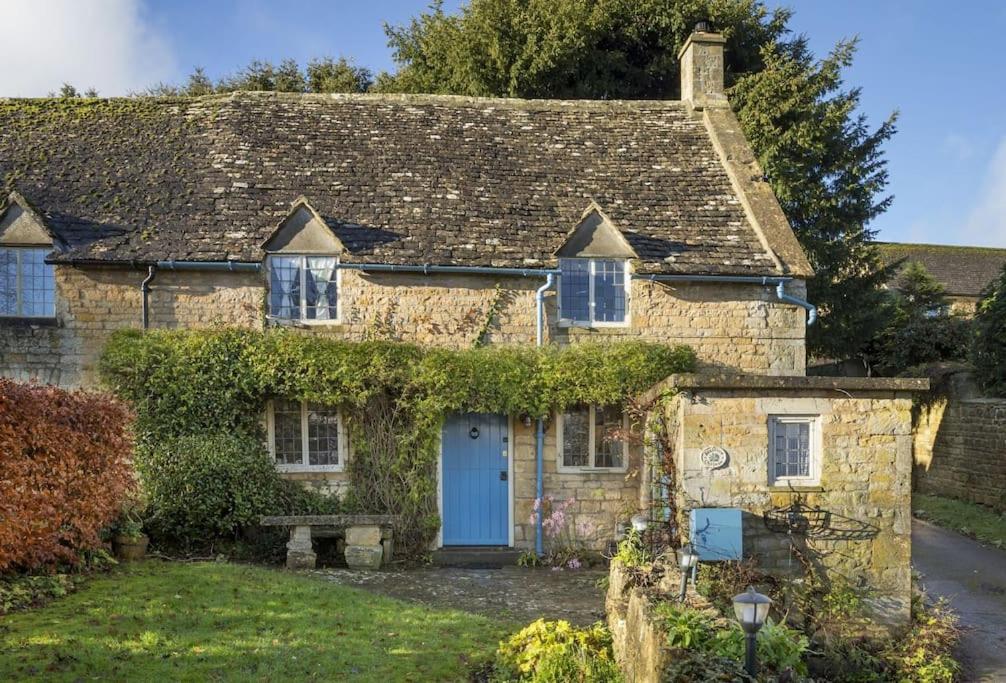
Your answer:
0,28 -> 921,623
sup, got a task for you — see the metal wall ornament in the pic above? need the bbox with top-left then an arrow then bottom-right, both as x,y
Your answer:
699,445 -> 729,470
469,426 -> 480,439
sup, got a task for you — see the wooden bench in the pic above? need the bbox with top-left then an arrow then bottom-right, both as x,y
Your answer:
260,515 -> 398,570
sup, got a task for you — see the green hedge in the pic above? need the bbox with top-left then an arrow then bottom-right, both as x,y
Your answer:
101,329 -> 695,555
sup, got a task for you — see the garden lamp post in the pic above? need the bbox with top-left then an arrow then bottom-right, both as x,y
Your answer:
732,586 -> 771,678
675,543 -> 699,601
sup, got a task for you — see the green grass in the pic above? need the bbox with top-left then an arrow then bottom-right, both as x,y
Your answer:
914,494 -> 1006,549
0,561 -> 511,682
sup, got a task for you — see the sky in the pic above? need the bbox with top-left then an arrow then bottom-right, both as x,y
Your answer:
1,0 -> 1005,248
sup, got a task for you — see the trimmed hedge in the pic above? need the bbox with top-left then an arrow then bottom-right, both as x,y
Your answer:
0,380 -> 134,572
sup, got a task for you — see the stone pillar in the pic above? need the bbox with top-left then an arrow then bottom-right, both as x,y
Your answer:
286,525 -> 316,570
344,524 -> 384,570
678,25 -> 728,109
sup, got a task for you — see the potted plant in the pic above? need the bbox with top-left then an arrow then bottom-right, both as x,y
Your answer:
111,501 -> 149,561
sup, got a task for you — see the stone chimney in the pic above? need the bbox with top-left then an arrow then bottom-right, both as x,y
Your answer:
678,22 -> 728,108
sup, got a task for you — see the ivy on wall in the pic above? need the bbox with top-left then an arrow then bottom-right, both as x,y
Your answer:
100,329 -> 695,556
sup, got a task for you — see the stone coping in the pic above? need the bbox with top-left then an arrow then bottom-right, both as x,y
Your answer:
260,514 -> 399,527
640,372 -> 930,403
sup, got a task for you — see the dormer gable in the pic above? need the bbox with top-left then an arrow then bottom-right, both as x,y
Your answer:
555,201 -> 637,259
0,191 -> 57,247
262,196 -> 344,254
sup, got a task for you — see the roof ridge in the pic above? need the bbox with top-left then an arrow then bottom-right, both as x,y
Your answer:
1,92 -> 690,112
876,241 -> 1006,254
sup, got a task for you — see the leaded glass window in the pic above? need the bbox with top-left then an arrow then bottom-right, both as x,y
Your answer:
0,247 -> 55,317
270,400 -> 344,471
559,258 -> 628,325
560,404 -> 626,470
768,416 -> 819,484
268,255 -> 338,321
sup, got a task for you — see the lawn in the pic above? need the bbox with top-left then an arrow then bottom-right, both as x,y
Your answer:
0,561 -> 512,682
914,493 -> 1006,549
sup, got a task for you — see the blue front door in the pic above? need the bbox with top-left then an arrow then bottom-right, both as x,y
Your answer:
442,413 -> 509,546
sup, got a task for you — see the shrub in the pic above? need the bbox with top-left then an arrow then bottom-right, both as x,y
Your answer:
972,264 -> 1006,396
492,619 -> 621,682
611,530 -> 653,568
138,432 -> 337,548
884,598 -> 960,683
0,380 -> 135,572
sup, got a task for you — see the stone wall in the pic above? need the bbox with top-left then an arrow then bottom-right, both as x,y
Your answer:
0,265 -> 808,388
915,397 -> 1006,512
650,375 -> 923,628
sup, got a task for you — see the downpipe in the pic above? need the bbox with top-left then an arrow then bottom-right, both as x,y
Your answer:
534,273 -> 555,555
140,265 -> 156,329
776,281 -> 817,326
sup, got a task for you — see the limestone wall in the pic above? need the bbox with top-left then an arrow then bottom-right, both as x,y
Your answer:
0,265 -> 807,388
915,398 -> 1006,512
666,386 -> 914,628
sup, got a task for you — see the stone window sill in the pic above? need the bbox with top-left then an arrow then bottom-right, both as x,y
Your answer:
0,316 -> 59,328
768,485 -> 824,493
558,325 -> 630,336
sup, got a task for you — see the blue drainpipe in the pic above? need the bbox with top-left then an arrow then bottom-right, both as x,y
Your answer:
534,274 -> 555,555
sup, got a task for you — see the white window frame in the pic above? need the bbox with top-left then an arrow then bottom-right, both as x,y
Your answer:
556,405 -> 629,473
557,258 -> 631,328
266,400 -> 347,473
767,415 -> 822,486
0,246 -> 56,319
265,254 -> 341,324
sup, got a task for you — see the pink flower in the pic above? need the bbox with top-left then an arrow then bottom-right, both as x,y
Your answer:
567,558 -> 582,570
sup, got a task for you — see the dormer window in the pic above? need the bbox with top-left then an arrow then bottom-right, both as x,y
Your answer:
268,255 -> 339,321
0,247 -> 55,318
559,258 -> 629,325
262,196 -> 344,324
555,201 -> 635,327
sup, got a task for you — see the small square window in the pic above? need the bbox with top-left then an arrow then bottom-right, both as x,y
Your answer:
768,416 -> 820,486
558,404 -> 627,471
268,400 -> 345,472
558,258 -> 629,326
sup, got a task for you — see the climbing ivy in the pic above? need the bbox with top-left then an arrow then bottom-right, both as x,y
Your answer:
100,329 -> 695,556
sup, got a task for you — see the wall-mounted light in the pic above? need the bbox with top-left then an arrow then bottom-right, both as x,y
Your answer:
520,413 -> 533,428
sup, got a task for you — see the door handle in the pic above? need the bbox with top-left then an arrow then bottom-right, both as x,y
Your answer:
500,471 -> 508,481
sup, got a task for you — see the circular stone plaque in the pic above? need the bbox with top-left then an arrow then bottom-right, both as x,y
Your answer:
699,446 -> 728,470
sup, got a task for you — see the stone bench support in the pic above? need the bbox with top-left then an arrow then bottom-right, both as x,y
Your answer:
261,515 -> 398,570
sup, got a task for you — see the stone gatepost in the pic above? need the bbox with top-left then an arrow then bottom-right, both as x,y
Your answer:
286,525 -> 316,570
344,524 -> 384,570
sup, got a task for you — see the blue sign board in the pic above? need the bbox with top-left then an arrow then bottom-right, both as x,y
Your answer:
689,508 -> 743,561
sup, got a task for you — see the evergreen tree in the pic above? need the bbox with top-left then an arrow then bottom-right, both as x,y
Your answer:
972,265 -> 1006,396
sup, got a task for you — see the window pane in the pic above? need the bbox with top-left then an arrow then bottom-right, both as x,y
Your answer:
594,404 -> 624,468
0,248 -> 16,315
269,256 -> 301,319
774,421 -> 810,478
307,403 -> 340,466
594,260 -> 626,323
273,399 -> 303,465
562,405 -> 589,467
305,257 -> 338,320
559,259 -> 590,322
21,249 -> 54,317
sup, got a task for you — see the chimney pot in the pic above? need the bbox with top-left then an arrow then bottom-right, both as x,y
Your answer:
678,26 -> 728,109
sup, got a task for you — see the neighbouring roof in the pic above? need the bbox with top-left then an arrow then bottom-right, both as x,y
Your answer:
0,92 -> 806,276
877,242 -> 1006,298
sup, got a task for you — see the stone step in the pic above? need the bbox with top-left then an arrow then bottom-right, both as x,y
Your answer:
431,547 -> 521,568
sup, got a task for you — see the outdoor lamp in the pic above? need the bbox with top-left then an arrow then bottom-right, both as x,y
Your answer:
732,586 -> 772,677
630,514 -> 649,533
675,543 -> 699,601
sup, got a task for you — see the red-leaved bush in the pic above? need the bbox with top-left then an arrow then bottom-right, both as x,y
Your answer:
0,379 -> 135,573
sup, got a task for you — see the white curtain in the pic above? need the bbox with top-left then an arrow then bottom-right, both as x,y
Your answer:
269,256 -> 300,318
307,257 -> 337,320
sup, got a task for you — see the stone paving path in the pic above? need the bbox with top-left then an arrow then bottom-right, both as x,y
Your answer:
314,565 -> 607,626
913,519 -> 1006,683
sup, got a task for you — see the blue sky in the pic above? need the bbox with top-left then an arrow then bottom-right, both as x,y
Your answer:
2,1 -> 1005,247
